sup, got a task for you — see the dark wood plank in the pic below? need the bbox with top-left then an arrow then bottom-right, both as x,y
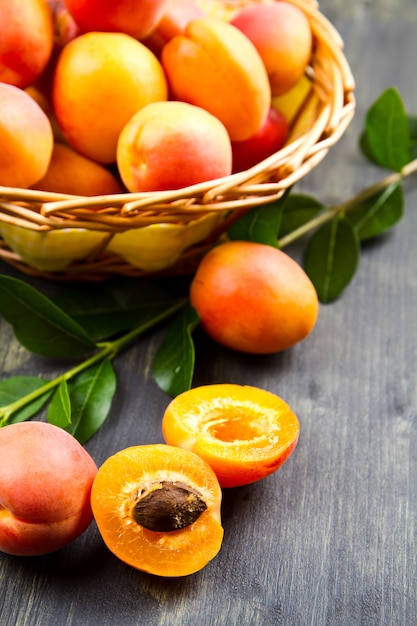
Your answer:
1,1 -> 417,624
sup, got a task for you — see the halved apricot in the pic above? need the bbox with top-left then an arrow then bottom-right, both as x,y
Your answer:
90,444 -> 223,577
162,384 -> 300,488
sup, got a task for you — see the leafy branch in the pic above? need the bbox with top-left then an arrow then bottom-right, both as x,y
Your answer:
0,87 -> 415,438
0,277 -> 187,441
278,158 -> 417,248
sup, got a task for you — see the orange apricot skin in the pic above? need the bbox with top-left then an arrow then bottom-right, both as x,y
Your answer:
0,83 -> 54,189
32,143 -> 125,196
64,0 -> 170,40
190,241 -> 319,354
0,422 -> 98,556
143,0 -> 204,57
117,101 -> 232,192
230,2 -> 312,96
161,17 -> 271,141
0,0 -> 54,88
91,444 -> 224,577
52,32 -> 168,163
231,106 -> 288,173
162,384 -> 300,488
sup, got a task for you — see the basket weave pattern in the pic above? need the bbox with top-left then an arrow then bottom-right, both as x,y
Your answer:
0,0 -> 355,281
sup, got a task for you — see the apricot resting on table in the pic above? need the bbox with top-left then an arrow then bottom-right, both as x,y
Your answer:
190,241 -> 319,354
161,16 -> 271,141
0,0 -> 54,89
0,83 -> 54,189
117,101 -> 232,192
162,384 -> 300,488
64,0 -> 170,40
52,31 -> 168,163
91,443 -> 223,577
230,2 -> 313,97
0,421 -> 98,556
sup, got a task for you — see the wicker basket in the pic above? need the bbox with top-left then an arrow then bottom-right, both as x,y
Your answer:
0,0 -> 355,281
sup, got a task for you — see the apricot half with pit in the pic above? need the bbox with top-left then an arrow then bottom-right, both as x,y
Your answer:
91,443 -> 224,577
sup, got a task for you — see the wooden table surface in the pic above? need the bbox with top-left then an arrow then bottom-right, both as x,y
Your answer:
1,1 -> 416,624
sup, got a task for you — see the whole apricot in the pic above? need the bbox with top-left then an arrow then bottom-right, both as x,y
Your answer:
64,0 -> 170,40
190,241 -> 319,354
0,421 -> 98,556
52,31 -> 168,163
0,0 -> 54,88
161,16 -> 271,141
230,2 -> 313,96
32,143 -> 125,196
117,101 -> 232,192
0,83 -> 54,189
231,107 -> 288,173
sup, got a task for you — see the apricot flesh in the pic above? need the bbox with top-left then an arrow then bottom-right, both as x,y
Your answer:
0,421 -> 98,556
162,383 -> 300,488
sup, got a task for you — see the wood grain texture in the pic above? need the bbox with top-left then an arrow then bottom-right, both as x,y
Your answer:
1,1 -> 417,624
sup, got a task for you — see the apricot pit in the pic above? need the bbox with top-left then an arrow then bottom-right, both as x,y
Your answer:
133,481 -> 207,532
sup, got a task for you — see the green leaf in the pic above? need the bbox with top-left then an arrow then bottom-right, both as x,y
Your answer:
227,193 -> 289,246
304,216 -> 360,303
0,276 -> 96,358
363,87 -> 410,171
0,376 -> 52,425
152,305 -> 200,397
408,115 -> 417,160
48,380 -> 71,429
279,194 -> 324,238
346,182 -> 404,241
359,130 -> 381,167
65,359 -> 116,444
53,278 -> 183,341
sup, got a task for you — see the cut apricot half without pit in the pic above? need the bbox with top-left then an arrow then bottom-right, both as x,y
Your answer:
162,384 -> 300,488
90,444 -> 223,577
